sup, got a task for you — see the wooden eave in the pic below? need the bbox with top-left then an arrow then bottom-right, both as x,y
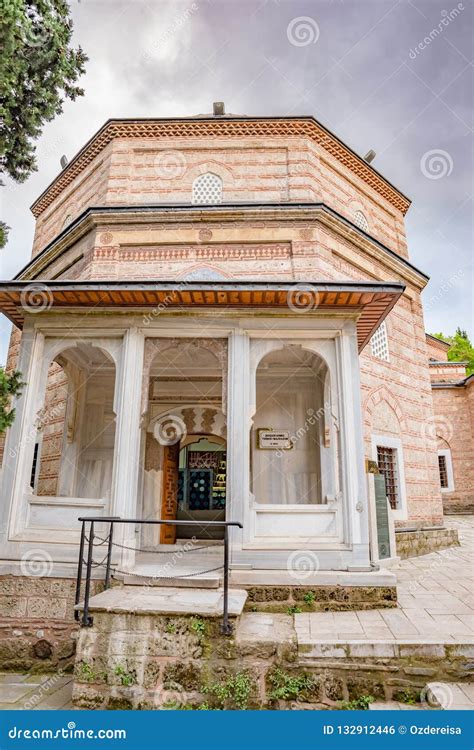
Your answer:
0,280 -> 405,353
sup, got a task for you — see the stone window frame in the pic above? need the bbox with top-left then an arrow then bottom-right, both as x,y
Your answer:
372,434 -> 408,521
437,448 -> 454,493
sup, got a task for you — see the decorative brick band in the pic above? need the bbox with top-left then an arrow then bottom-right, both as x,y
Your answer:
93,243 -> 291,262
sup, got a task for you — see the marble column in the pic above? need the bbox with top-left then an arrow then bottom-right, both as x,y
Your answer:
225,329 -> 250,555
110,327 -> 145,567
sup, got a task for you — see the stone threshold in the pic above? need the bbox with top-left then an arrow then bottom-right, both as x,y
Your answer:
230,568 -> 397,587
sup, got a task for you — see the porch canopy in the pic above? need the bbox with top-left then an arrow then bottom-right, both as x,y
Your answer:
0,279 -> 404,352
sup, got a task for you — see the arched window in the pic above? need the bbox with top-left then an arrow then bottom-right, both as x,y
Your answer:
192,173 -> 223,204
354,210 -> 369,231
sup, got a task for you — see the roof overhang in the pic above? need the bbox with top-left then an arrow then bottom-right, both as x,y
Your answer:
0,280 -> 404,352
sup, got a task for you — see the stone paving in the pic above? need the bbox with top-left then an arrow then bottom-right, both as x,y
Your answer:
426,681 -> 474,710
0,672 -> 73,710
295,517 -> 474,647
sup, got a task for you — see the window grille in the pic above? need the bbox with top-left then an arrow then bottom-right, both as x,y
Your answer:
192,173 -> 223,204
371,320 -> 389,361
377,445 -> 399,510
438,454 -> 449,488
354,210 -> 369,231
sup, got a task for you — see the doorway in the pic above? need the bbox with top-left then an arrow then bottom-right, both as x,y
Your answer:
177,436 -> 226,539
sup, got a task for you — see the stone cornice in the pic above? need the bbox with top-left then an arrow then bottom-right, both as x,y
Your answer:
30,117 -> 411,217
17,203 -> 428,291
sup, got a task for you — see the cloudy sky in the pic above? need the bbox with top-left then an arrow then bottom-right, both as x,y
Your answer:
1,0 -> 472,363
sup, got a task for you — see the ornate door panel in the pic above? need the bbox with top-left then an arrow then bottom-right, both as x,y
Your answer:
160,443 -> 179,544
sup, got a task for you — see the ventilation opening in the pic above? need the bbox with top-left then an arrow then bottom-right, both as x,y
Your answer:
192,173 -> 223,204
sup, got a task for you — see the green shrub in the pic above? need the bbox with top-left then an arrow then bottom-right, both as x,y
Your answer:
203,671 -> 254,710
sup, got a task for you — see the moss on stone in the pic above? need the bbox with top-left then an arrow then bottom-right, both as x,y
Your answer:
108,696 -> 134,710
347,676 -> 385,701
163,662 -> 202,691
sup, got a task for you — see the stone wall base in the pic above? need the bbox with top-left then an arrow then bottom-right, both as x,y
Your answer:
443,502 -> 474,515
395,527 -> 459,559
72,610 -> 474,710
244,585 -> 397,612
0,575 -> 102,672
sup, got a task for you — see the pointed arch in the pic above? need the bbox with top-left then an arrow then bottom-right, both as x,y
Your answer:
364,386 -> 407,433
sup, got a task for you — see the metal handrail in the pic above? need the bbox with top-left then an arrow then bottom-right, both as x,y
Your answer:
74,517 -> 243,635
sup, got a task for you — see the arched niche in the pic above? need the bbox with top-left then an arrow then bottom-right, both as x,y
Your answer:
32,341 -> 117,501
250,343 -> 340,506
141,337 -> 228,418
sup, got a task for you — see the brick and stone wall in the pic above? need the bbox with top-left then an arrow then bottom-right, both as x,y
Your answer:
35,362 -> 68,496
31,129 -> 407,259
0,576 -> 100,672
426,334 -> 450,362
395,527 -> 459,559
72,608 -> 473,710
432,382 -> 474,514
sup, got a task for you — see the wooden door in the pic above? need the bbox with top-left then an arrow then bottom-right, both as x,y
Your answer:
160,443 -> 180,544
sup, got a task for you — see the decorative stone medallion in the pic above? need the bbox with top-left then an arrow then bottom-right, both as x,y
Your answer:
198,228 -> 213,242
99,232 -> 114,245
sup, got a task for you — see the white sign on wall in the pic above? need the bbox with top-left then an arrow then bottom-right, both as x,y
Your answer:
257,429 -> 292,450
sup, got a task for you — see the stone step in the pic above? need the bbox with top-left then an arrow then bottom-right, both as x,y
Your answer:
120,572 -> 221,589
76,585 -> 248,618
296,638 -> 469,660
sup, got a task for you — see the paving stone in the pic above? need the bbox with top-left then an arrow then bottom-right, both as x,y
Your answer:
426,682 -> 474,710
31,680 -> 73,710
294,518 -> 474,652
0,684 -> 36,704
236,613 -> 295,643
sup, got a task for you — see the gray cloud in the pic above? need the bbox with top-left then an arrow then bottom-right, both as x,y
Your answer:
1,0 -> 472,362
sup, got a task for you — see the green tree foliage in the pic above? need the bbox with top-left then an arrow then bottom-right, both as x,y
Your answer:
0,0 -> 88,185
0,369 -> 24,433
0,220 -> 9,249
431,328 -> 474,376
